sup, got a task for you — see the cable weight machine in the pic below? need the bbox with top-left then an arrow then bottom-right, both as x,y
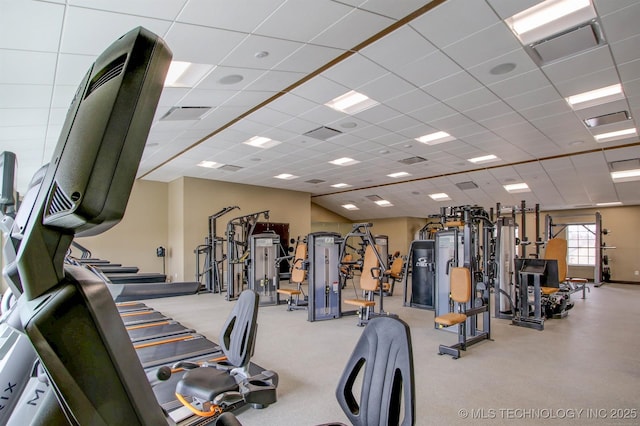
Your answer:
194,206 -> 239,293
225,210 -> 270,301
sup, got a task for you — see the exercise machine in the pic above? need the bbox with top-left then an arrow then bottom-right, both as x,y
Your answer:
432,206 -> 492,348
307,231 -> 343,321
402,239 -> 436,310
225,210 -> 270,301
248,233 -> 279,306
195,206 -> 239,294
494,212 -> 518,319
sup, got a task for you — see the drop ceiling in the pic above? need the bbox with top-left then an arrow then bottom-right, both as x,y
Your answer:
1,0 -> 639,220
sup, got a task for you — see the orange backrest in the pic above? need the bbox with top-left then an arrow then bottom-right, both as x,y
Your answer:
290,243 -> 307,283
450,267 -> 471,303
360,245 -> 380,291
545,238 -> 567,282
388,256 -> 403,278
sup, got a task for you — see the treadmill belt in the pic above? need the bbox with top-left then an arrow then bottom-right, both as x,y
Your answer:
121,310 -> 169,326
136,334 -> 220,369
117,302 -> 148,313
127,321 -> 193,343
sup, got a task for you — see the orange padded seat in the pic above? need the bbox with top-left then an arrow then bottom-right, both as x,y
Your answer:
344,245 -> 381,325
434,267 -> 471,328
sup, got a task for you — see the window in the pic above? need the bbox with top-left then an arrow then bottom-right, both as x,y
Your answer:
566,224 -> 596,266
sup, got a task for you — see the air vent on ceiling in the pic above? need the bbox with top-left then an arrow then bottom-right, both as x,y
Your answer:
305,179 -> 325,184
365,195 -> 383,201
455,181 -> 479,190
219,164 -> 243,172
609,158 -> 640,171
398,156 -> 427,165
161,106 -> 211,121
530,21 -> 604,65
584,111 -> 630,128
303,126 -> 342,141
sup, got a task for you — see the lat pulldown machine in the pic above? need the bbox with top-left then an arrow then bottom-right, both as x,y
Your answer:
225,210 -> 270,301
194,206 -> 239,294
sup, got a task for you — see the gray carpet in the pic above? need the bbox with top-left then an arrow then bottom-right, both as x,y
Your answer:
147,281 -> 640,425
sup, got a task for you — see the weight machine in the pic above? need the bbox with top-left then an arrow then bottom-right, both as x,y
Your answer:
225,210 -> 270,301
545,211 -> 607,286
307,232 -> 343,321
432,206 -> 492,348
339,223 -> 393,325
248,233 -> 280,306
194,206 -> 239,294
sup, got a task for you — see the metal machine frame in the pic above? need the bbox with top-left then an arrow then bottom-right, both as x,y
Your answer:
307,232 -> 343,322
248,233 -> 280,306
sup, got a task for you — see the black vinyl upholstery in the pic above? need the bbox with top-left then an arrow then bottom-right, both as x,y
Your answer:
335,316 -> 415,426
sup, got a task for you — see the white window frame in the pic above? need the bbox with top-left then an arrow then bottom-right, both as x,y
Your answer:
566,224 -> 596,266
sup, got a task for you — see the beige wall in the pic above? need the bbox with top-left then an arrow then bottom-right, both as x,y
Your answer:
75,180 -> 168,274
171,177 -> 311,282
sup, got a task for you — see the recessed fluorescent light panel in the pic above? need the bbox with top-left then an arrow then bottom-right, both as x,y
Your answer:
610,169 -> 640,183
325,90 -> 379,115
331,183 -> 352,188
387,172 -> 411,178
596,202 -> 622,206
504,182 -> 531,193
274,173 -> 298,180
342,204 -> 359,210
415,131 -> 454,145
505,0 -> 596,45
329,157 -> 360,166
566,84 -> 624,110
429,193 -> 451,201
594,128 -> 637,142
243,136 -> 281,149
197,160 -> 223,169
375,200 -> 393,207
467,154 -> 500,164
165,61 -> 214,87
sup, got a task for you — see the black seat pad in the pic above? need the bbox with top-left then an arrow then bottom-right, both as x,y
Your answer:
176,367 -> 239,401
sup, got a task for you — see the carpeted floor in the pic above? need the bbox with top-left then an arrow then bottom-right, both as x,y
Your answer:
147,280 -> 640,426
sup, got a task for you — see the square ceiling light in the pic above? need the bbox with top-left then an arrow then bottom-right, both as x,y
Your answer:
375,200 -> 393,207
503,182 -> 531,193
387,172 -> 411,178
331,183 -> 352,188
505,0 -> 596,45
329,157 -> 359,166
468,154 -> 500,164
165,61 -> 214,87
197,160 -> 223,169
274,173 -> 298,180
566,84 -> 624,110
243,136 -> 281,149
429,193 -> 451,201
415,131 -> 454,146
610,169 -> 640,183
594,128 -> 637,142
326,90 -> 379,115
342,204 -> 359,210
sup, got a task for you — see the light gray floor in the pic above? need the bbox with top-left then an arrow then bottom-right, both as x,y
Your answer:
147,281 -> 640,426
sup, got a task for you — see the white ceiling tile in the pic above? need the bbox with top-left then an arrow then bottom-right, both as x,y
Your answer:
0,85 -> 52,109
164,23 -> 247,64
311,8 -> 394,49
177,0 -> 285,33
0,50 -> 56,85
221,35 -> 304,70
542,45 -> 615,84
610,34 -> 640,65
422,72 -> 483,101
254,0 -> 354,43
61,7 -> 172,55
488,69 -> 550,99
361,26 -> 437,72
0,1 -> 64,51
357,73 -> 416,103
443,23 -> 521,69
599,1 -> 640,43
322,54 -> 387,89
396,50 -> 463,87
467,48 -> 538,86
552,67 -> 621,98
274,44 -> 345,73
411,0 -> 501,48
385,89 -> 438,114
